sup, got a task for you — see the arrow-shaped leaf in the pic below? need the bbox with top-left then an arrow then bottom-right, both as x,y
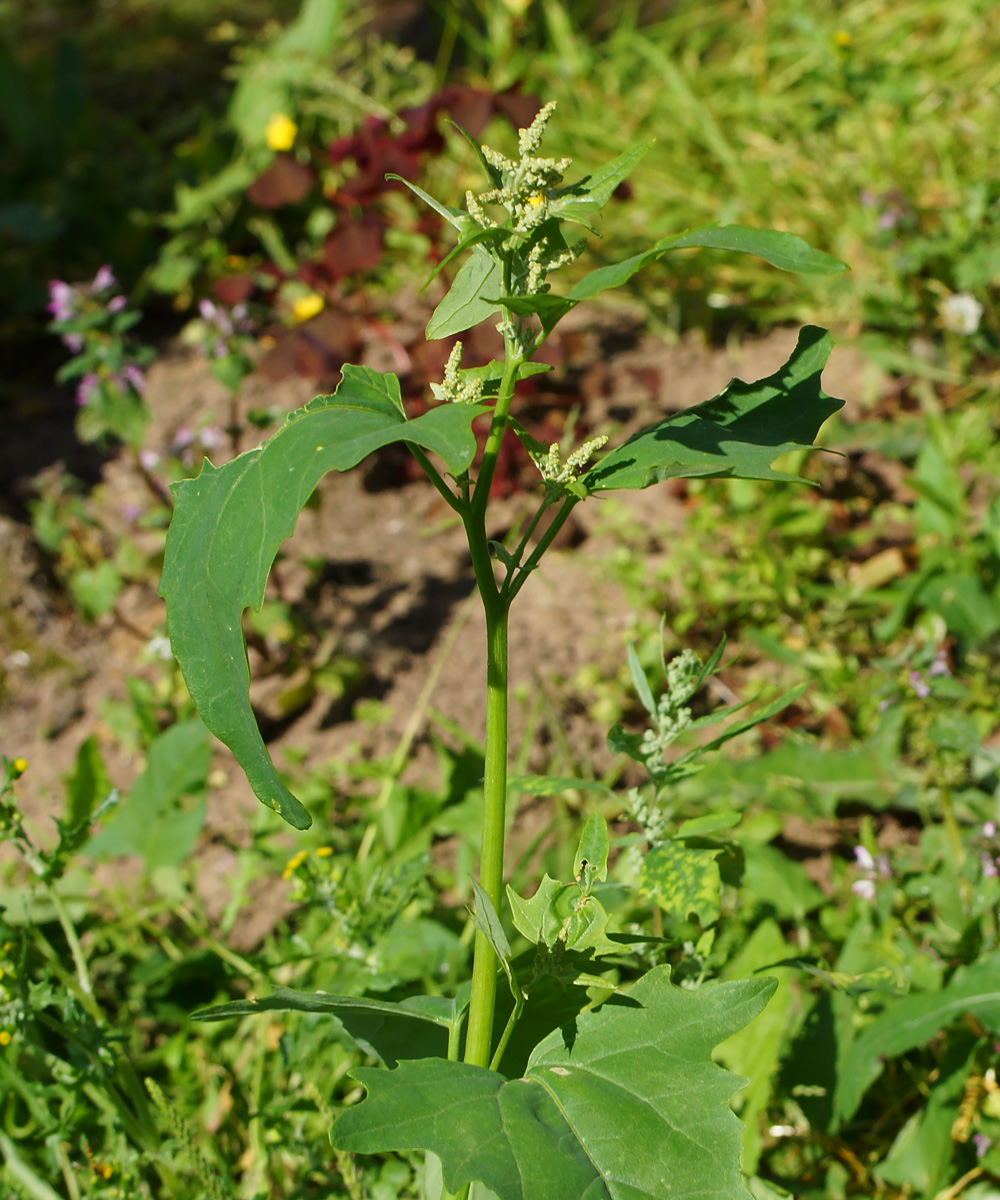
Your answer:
583,326 -> 842,492
159,366 -> 487,828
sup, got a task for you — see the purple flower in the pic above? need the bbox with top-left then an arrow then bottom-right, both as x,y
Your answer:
48,279 -> 76,321
983,821 -> 997,839
138,448 -> 160,471
122,364 -> 146,394
928,650 -> 950,677
92,265 -> 116,293
198,298 -> 217,321
199,426 -> 224,450
878,209 -> 900,231
909,670 -> 930,698
76,373 -> 100,406
981,853 -> 999,880
173,425 -> 195,449
973,1133 -> 992,1158
860,189 -> 877,208
121,502 -> 144,523
62,332 -> 84,353
107,294 -> 127,314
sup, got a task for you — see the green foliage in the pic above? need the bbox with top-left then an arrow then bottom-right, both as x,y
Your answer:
335,970 -> 776,1200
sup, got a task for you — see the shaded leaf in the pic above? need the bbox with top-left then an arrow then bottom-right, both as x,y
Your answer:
192,989 -> 450,1068
583,328 -> 842,492
836,951 -> 1000,1122
333,968 -> 776,1200
508,775 -> 614,800
159,367 -> 487,829
85,719 -> 210,869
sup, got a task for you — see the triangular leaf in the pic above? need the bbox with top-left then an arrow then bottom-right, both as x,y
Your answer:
583,327 -> 842,492
159,367 -> 487,828
573,814 -> 610,884
333,968 -> 777,1200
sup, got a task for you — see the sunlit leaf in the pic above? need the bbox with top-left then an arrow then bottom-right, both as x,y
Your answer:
583,328 -> 841,492
333,968 -> 776,1200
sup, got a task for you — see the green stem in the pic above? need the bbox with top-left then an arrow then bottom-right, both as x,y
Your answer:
409,443 -> 467,516
472,332 -> 520,520
504,495 -> 578,603
464,605 -> 509,1068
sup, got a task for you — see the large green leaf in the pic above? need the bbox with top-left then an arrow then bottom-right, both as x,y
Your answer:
159,366 -> 487,829
583,326 -> 842,492
333,968 -> 776,1200
835,950 -> 1000,1122
192,989 -> 450,1067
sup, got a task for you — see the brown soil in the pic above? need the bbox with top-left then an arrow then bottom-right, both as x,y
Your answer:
0,313 -> 877,936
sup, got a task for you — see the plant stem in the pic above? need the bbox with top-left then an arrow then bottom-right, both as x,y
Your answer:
464,604 -> 509,1068
505,495 -> 578,603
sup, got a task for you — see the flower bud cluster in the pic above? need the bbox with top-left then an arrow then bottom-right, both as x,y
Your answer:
465,101 -> 572,239
532,435 -> 608,497
640,649 -> 700,777
430,341 -> 485,405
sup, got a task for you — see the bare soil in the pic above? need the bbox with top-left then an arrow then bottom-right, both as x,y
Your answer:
0,312 -> 877,935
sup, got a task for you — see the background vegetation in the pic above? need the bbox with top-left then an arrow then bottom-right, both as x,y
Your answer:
2,1 -> 999,1197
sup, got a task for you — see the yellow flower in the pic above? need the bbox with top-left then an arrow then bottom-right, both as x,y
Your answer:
316,845 -> 334,857
95,1163 -> 113,1180
11,757 -> 27,775
224,254 -> 246,269
833,29 -> 852,47
284,849 -> 309,876
527,193 -> 545,208
0,1031 -> 11,1046
291,292 -> 324,322
266,113 -> 298,152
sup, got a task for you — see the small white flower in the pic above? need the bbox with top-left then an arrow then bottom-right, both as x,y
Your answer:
940,292 -> 984,335
852,878 -> 877,901
854,845 -> 875,872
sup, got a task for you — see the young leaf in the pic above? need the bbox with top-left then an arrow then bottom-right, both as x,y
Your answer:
386,174 -> 469,231
427,249 -> 505,340
582,327 -> 842,492
573,813 -> 610,884
159,367 -> 487,829
551,141 -> 655,227
192,989 -> 450,1067
471,878 -> 513,967
626,642 -> 658,719
507,876 -> 619,956
333,968 -> 777,1200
